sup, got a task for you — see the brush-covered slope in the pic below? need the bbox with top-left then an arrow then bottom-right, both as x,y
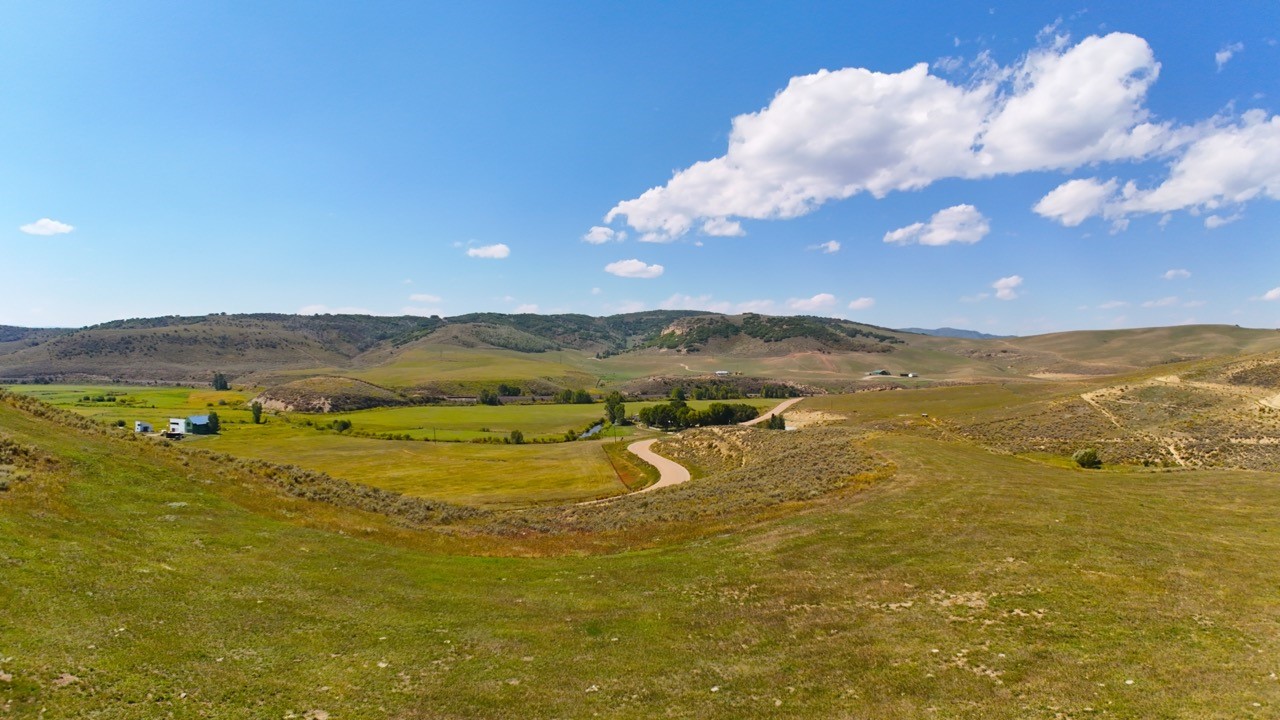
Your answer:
251,376 -> 413,412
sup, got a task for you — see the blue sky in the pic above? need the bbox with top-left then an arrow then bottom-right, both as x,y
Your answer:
2,1 -> 1278,335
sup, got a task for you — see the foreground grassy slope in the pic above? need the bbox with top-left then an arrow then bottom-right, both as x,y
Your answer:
2,398 -> 1279,717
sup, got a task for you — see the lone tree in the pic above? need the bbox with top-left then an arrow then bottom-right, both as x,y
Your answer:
477,388 -> 502,406
250,401 -> 263,424
212,373 -> 230,391
765,413 -> 786,430
604,391 -> 627,425
1072,448 -> 1102,469
508,429 -> 524,444
207,411 -> 221,434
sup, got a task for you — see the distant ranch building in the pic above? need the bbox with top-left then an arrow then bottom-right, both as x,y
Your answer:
168,418 -> 193,435
134,421 -> 153,433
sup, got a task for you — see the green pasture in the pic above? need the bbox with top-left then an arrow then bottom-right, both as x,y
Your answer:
322,397 -> 779,442
3,398 -> 1280,717
204,423 -> 630,506
8,384 -> 257,427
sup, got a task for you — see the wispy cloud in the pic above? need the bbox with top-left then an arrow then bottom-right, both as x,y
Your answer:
19,218 -> 74,236
604,258 -> 664,279
1141,296 -> 1179,308
514,303 -> 539,313
847,297 -> 875,310
809,240 -> 841,254
992,275 -> 1023,301
1264,287 -> 1280,301
408,293 -> 442,303
467,243 -> 510,259
1161,269 -> 1190,280
787,293 -> 837,311
1215,42 -> 1243,71
299,304 -> 374,315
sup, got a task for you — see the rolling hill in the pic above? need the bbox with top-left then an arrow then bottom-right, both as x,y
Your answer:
1,313 -> 1277,405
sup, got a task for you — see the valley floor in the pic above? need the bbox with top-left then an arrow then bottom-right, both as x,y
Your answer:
2,391 -> 1279,718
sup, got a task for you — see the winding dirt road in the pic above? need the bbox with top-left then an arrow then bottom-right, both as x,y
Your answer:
627,438 -> 691,494
580,397 -> 806,505
739,397 -> 804,426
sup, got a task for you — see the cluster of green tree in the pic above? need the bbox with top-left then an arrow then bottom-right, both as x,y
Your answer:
740,314 -> 849,344
497,383 -> 522,396
760,383 -> 800,398
212,372 -> 230,390
836,325 -> 904,344
763,413 -> 786,430
467,324 -> 562,353
637,399 -> 759,430
80,393 -> 124,403
646,318 -> 741,350
688,384 -> 743,400
476,388 -> 503,406
554,388 -> 593,404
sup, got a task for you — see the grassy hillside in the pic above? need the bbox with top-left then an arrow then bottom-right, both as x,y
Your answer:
2,392 -> 1279,717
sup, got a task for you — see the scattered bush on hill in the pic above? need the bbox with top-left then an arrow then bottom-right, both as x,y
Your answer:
1072,448 -> 1102,469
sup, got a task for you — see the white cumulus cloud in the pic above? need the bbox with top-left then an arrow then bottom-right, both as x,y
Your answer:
1264,287 -> 1280,301
884,204 -> 989,246
582,226 -> 625,244
20,218 -> 74,236
1033,178 -> 1119,226
787,293 -> 837,311
810,240 -> 841,253
467,243 -> 510,259
1162,269 -> 1190,280
605,259 -> 664,279
1216,42 -> 1243,71
847,297 -> 875,310
992,275 -> 1023,301
604,33 -> 1169,241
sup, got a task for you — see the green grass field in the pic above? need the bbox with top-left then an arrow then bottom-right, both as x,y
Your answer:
206,423 -> 630,506
3,395 -> 1279,718
5,386 -> 783,507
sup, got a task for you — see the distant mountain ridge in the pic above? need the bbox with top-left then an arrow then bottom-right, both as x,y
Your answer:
899,327 -> 1013,340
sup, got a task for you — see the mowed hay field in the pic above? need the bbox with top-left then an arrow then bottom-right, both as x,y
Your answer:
208,425 -> 628,506
2,397 -> 1280,718
5,388 -> 785,506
